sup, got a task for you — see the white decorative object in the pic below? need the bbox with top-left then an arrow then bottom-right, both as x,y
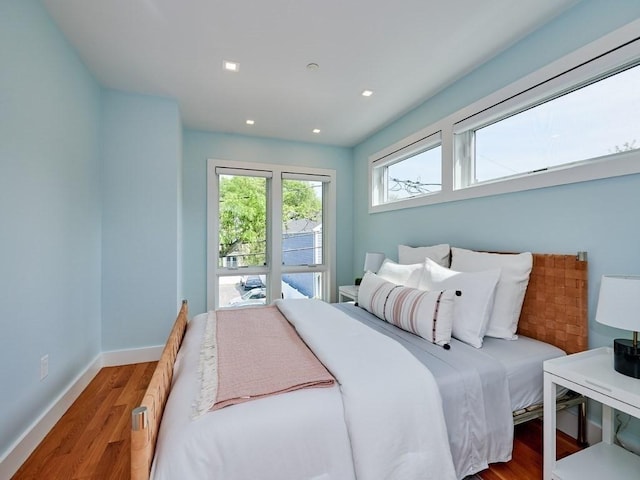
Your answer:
357,272 -> 456,347
595,275 -> 640,378
376,259 -> 424,288
419,258 -> 500,348
451,247 -> 533,340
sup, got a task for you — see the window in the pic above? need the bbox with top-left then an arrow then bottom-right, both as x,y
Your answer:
208,160 -> 336,309
457,58 -> 640,187
371,132 -> 442,208
218,173 -> 268,268
369,22 -> 640,213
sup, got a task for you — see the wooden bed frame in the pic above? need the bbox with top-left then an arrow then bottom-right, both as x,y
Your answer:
131,300 -> 188,480
131,252 -> 588,480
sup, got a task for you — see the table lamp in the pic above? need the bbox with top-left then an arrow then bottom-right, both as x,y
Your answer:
355,252 -> 385,285
595,275 -> 640,378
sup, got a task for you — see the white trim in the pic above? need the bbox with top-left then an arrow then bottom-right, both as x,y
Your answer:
369,128 -> 444,213
101,345 -> 163,367
368,18 -> 640,214
371,130 -> 442,168
281,172 -> 332,182
0,354 -> 103,479
558,408 -> 602,447
449,20 -> 640,131
215,166 -> 273,178
0,346 -> 165,479
452,40 -> 640,134
370,148 -> 640,214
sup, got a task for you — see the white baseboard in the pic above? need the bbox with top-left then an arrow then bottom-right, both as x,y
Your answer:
0,354 -> 103,480
101,345 -> 163,366
0,346 -> 163,479
557,408 -> 602,446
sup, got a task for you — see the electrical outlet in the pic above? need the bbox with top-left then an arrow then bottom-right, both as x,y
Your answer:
40,354 -> 49,380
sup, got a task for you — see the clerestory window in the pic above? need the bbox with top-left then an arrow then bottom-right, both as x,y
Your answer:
369,23 -> 640,213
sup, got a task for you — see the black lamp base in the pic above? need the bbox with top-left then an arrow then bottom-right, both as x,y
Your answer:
613,338 -> 640,379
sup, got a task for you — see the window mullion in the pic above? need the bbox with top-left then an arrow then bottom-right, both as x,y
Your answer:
207,161 -> 219,309
441,126 -> 454,193
453,130 -> 475,189
269,173 -> 283,303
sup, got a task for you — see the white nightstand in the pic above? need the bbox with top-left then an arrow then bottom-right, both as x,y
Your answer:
543,347 -> 640,480
338,285 -> 359,303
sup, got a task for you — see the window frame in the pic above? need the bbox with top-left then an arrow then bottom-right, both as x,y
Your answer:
370,131 -> 443,210
368,19 -> 640,213
207,159 -> 336,309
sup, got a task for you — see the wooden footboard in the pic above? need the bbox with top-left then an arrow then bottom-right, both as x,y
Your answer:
131,300 -> 188,480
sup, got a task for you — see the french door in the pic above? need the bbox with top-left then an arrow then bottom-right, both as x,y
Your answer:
207,159 -> 336,309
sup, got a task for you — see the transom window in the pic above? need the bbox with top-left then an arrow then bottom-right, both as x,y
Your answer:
371,132 -> 442,207
459,61 -> 640,186
369,23 -> 640,213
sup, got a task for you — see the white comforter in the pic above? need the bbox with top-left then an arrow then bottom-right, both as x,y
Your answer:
152,298 -> 456,480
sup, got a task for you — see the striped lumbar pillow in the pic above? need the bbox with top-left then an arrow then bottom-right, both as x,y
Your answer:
358,271 -> 456,347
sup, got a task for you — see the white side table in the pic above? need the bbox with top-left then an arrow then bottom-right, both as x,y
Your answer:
543,347 -> 640,480
338,285 -> 359,303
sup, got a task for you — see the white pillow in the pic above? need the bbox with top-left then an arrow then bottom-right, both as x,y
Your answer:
419,258 -> 500,348
450,247 -> 533,340
358,272 -> 456,347
376,259 -> 424,288
398,243 -> 450,267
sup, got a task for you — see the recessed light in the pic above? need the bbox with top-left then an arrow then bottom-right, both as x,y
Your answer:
361,89 -> 374,97
246,119 -> 255,125
312,128 -> 321,134
306,63 -> 320,70
224,60 -> 240,72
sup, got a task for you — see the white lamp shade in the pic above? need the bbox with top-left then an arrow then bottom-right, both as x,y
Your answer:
595,275 -> 640,331
363,252 -> 385,273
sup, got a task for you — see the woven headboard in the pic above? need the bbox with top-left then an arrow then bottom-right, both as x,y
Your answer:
517,253 -> 588,355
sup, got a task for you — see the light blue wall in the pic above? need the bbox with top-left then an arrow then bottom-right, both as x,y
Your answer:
353,0 -> 640,349
101,90 -> 183,350
0,0 -> 102,457
353,1 -> 640,436
3,0 -> 639,463
182,130 -> 354,315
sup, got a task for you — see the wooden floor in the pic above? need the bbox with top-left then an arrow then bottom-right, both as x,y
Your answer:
478,420 -> 582,480
12,362 -> 156,480
12,363 -> 582,480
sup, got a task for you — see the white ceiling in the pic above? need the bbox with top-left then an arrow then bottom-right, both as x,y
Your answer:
42,0 -> 577,147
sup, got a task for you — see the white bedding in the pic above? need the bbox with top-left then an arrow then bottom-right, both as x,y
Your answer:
152,310 -> 355,480
334,302 -> 514,478
152,299 -> 456,480
333,302 -> 568,476
481,336 -> 566,412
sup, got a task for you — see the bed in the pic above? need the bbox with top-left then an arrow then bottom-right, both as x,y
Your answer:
131,250 -> 588,480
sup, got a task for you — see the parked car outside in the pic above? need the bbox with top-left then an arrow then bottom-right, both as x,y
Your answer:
242,275 -> 264,290
229,287 -> 267,306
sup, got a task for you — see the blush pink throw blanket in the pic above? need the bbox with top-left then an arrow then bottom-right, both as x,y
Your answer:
212,306 -> 335,410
